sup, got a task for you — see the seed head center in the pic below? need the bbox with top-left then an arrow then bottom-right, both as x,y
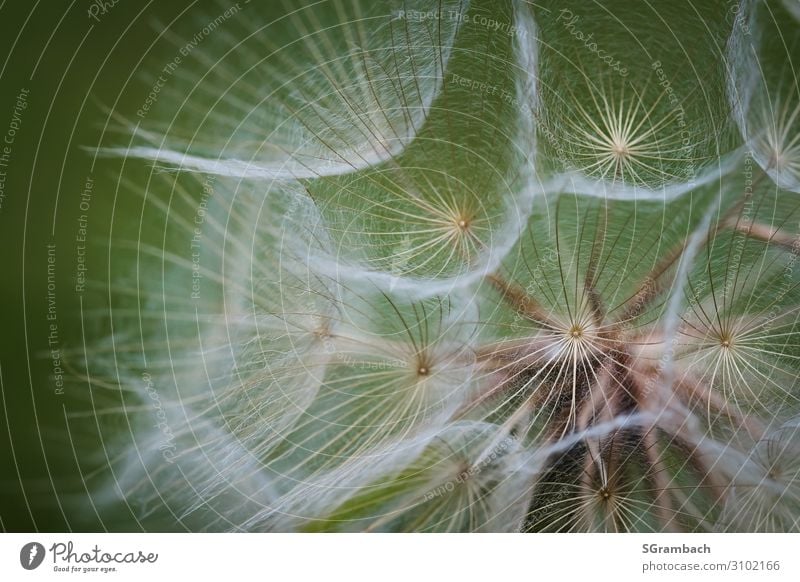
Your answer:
771,149 -> 786,170
313,323 -> 332,340
611,140 -> 630,159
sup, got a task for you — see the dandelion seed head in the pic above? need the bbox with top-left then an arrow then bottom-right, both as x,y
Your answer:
88,0 -> 800,534
722,421 -> 800,531
751,98 -> 800,192
546,79 -> 691,187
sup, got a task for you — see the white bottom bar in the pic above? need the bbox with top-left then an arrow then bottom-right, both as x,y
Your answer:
1,533 -> 798,581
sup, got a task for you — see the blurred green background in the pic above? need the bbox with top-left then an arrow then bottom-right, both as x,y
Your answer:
0,0 -> 240,532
